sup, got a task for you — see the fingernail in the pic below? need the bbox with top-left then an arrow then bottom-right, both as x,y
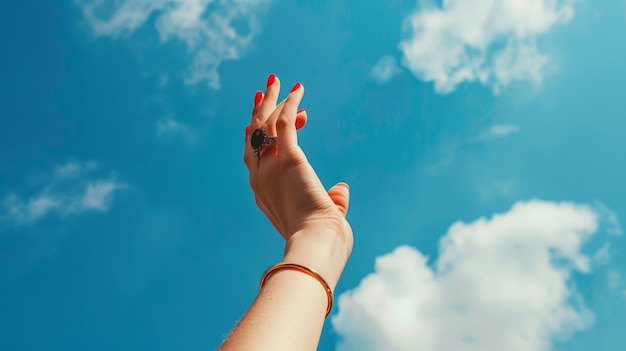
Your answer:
267,73 -> 276,87
245,125 -> 250,136
290,82 -> 301,93
295,118 -> 305,129
295,109 -> 306,129
338,182 -> 350,190
254,91 -> 262,106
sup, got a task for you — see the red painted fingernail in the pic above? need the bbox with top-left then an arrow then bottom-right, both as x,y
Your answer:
254,91 -> 262,106
295,118 -> 305,129
290,82 -> 301,93
267,74 -> 276,87
297,108 -> 306,114
245,125 -> 250,136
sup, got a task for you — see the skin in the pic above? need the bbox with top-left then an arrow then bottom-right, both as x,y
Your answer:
219,75 -> 353,351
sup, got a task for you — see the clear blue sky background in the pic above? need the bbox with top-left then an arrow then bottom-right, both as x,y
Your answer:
1,1 -> 625,350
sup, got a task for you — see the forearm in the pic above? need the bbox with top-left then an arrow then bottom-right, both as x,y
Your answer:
219,268 -> 328,351
220,228 -> 350,351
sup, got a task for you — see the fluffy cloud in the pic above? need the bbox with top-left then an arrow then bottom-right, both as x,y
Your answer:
78,0 -> 270,88
1,162 -> 125,225
398,0 -> 575,94
332,200 -> 614,351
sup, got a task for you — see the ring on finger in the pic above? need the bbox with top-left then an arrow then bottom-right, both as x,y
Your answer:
250,128 -> 277,159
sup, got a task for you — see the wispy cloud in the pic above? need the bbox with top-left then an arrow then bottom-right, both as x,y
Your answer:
593,243 -> 611,264
78,0 -> 270,89
157,117 -> 198,144
371,55 -> 402,84
1,162 -> 125,225
333,200 -> 619,351
607,270 -> 622,290
604,206 -> 623,236
471,124 -> 521,142
476,178 -> 518,201
398,0 -> 576,94
606,270 -> 626,297
489,124 -> 520,137
423,137 -> 462,175
425,124 -> 520,174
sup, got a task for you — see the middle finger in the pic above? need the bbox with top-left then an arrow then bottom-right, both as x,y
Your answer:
252,73 -> 281,126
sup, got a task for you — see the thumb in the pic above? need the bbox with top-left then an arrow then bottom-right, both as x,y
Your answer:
328,182 -> 350,217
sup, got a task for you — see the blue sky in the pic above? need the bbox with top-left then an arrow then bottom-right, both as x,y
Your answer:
1,0 -> 625,350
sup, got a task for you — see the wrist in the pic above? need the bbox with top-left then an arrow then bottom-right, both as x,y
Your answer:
282,224 -> 352,292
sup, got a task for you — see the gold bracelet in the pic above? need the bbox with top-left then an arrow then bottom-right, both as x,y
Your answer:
260,262 -> 333,318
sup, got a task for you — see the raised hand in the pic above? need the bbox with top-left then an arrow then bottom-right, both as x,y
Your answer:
243,74 -> 353,290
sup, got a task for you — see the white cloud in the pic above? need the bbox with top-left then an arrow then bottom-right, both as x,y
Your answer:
1,162 -> 125,225
82,181 -> 122,210
27,197 -> 61,219
332,200 -> 612,351
78,0 -> 270,88
398,0 -> 575,94
371,55 -> 402,84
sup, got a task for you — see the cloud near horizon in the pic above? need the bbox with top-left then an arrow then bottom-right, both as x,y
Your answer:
1,162 -> 125,225
398,0 -> 576,94
78,0 -> 270,89
332,199 -> 619,351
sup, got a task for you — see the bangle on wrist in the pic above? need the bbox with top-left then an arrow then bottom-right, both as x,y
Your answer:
259,262 -> 333,318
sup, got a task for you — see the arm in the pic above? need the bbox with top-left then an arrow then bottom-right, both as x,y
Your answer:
220,74 -> 353,350
220,230 -> 346,351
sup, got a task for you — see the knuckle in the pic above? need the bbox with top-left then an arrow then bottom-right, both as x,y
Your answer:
276,115 -> 291,130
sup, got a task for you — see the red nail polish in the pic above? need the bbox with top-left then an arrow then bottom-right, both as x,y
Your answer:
245,125 -> 250,136
267,74 -> 276,87
290,82 -> 301,93
297,108 -> 306,114
295,119 -> 305,129
254,91 -> 262,106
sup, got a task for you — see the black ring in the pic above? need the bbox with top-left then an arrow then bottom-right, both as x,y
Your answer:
250,128 -> 278,158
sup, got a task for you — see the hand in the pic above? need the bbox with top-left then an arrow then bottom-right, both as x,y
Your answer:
243,74 -> 353,276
